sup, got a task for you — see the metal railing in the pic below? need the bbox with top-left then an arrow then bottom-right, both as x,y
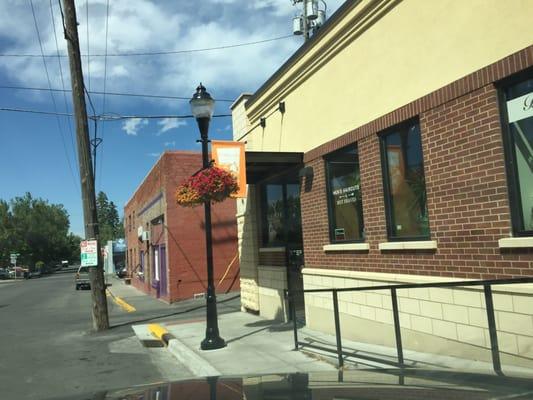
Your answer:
286,277 -> 533,375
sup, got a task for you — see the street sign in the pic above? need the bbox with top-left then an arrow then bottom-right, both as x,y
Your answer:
80,240 -> 98,267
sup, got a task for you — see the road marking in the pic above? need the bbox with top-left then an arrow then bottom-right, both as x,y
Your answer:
106,289 -> 136,313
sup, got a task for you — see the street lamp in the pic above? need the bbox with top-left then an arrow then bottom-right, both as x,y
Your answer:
190,83 -> 226,350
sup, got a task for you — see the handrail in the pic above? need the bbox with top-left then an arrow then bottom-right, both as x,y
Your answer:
286,277 -> 533,375
292,277 -> 533,294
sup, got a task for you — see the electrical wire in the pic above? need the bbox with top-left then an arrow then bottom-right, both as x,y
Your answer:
98,0 -> 110,191
29,0 -> 79,193
96,113 -> 232,121
85,0 -> 90,90
0,85 -> 235,102
0,107 -> 75,117
49,0 -> 78,179
0,106 -> 231,121
0,34 -> 294,58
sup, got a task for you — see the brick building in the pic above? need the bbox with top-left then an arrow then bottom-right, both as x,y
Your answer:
124,151 -> 239,303
231,0 -> 533,366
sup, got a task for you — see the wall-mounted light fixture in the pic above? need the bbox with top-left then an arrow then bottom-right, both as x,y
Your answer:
260,117 -> 266,128
279,101 -> 286,114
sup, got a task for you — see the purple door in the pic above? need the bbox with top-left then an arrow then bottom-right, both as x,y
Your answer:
159,246 -> 167,297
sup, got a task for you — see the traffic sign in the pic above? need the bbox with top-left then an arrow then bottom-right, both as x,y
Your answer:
80,240 -> 98,267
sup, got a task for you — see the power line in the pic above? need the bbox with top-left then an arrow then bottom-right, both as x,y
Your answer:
0,84 -> 235,102
0,34 -> 294,58
0,106 -> 231,120
85,0 -> 90,90
98,0 -> 110,191
96,113 -> 232,121
29,0 -> 79,193
49,0 -> 78,179
0,107 -> 75,117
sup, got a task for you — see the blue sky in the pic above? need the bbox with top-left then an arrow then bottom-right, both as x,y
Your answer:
0,0 -> 343,236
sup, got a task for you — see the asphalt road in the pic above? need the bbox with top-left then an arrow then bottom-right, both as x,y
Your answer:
0,269 -> 241,400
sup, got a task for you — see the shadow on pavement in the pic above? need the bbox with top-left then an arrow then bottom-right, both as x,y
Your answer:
109,294 -> 241,329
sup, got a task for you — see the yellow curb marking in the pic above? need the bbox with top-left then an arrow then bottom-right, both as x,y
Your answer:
148,323 -> 169,341
106,289 -> 136,313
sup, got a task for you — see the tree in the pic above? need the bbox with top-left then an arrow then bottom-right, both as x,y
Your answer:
96,191 -> 123,244
0,193 -> 73,267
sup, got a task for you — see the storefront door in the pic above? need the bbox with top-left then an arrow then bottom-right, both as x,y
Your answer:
259,169 -> 305,323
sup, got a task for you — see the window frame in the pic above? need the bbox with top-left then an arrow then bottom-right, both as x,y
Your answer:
379,118 -> 431,241
496,67 -> 533,237
324,145 -> 365,244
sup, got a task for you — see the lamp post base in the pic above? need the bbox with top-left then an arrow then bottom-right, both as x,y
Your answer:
201,334 -> 226,350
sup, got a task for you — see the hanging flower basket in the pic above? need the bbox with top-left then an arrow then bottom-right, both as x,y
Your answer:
175,166 -> 239,207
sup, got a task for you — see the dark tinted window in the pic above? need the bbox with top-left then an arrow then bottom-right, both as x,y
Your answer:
326,146 -> 364,242
502,75 -> 533,235
380,122 -> 429,240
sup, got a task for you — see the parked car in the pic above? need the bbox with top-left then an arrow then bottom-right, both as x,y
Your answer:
29,270 -> 42,279
0,268 -> 9,280
116,264 -> 128,279
75,265 -> 90,290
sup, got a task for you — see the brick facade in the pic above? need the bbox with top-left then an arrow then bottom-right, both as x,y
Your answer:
300,78 -> 533,280
124,151 -> 240,303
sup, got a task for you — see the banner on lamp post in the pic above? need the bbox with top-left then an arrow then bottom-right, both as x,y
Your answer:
211,141 -> 247,198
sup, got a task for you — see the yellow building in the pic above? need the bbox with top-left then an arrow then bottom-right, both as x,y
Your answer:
232,0 -> 533,367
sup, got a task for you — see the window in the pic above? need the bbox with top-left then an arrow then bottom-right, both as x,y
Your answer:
325,146 -> 364,242
380,120 -> 429,240
500,73 -> 533,236
260,179 -> 302,247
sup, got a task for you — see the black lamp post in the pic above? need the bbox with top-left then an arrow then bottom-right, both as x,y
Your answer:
190,83 -> 226,350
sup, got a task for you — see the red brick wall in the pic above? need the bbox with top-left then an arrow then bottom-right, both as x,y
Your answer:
125,156 -> 163,296
163,152 -> 240,302
125,151 -> 240,303
301,84 -> 533,279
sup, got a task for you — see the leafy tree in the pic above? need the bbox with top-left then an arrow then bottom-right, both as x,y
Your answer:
96,191 -> 124,244
0,193 -> 73,267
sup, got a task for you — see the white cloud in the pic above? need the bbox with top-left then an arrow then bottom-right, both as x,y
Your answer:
157,118 -> 187,134
122,118 -> 148,135
147,152 -> 160,157
0,0 -> 345,111
164,141 -> 176,147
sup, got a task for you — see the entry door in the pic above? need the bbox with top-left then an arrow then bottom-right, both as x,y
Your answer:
261,176 -> 305,323
159,246 -> 167,297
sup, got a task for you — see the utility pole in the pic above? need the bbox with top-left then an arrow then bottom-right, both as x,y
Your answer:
62,0 -> 109,331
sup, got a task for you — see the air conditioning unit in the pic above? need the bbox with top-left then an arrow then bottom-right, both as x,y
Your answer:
141,231 -> 150,242
293,15 -> 303,35
305,0 -> 318,19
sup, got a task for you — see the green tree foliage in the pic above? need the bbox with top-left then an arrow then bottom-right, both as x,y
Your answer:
0,193 -> 74,267
96,191 -> 124,244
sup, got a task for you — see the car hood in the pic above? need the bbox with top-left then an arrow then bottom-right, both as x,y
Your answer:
46,369 -> 533,400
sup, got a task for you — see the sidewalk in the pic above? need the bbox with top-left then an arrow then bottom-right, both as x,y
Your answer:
132,310 -> 533,379
133,311 -> 336,376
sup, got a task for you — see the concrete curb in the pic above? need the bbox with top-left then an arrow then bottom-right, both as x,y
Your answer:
147,323 -> 175,346
166,337 -> 221,377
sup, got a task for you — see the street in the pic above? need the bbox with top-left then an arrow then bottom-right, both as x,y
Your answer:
0,268 -> 240,400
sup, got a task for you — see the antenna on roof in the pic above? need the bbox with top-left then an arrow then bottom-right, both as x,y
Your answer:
292,0 -> 327,41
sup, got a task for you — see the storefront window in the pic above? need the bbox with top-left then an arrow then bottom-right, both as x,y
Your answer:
325,146 -> 364,242
380,121 -> 430,240
501,74 -> 533,235
261,181 -> 302,247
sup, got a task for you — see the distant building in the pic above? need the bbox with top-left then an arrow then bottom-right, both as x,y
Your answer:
103,239 -> 126,274
124,151 -> 239,303
231,0 -> 533,366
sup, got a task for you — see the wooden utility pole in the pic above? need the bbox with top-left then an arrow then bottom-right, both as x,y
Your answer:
62,0 -> 109,331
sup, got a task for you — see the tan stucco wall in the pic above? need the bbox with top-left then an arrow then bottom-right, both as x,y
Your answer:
244,0 -> 533,153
